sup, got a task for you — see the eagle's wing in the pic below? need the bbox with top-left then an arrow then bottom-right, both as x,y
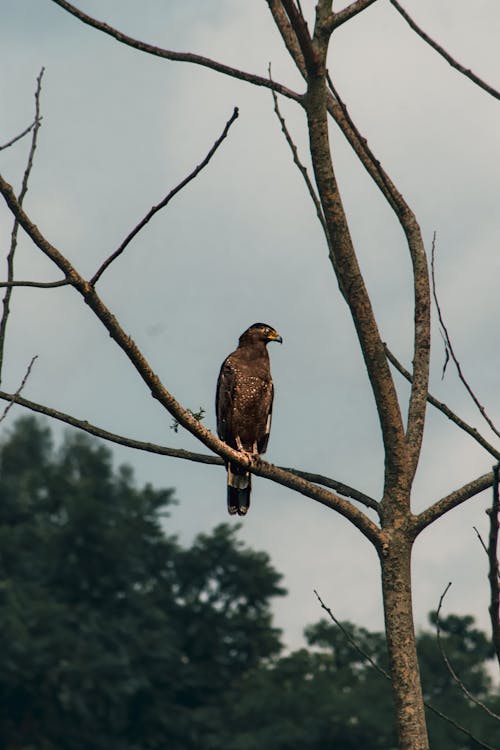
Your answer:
257,381 -> 274,455
216,357 -> 236,446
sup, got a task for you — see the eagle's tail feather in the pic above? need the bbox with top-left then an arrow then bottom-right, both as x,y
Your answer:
227,464 -> 251,516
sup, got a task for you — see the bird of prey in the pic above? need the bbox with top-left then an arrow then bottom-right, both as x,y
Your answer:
216,323 -> 282,516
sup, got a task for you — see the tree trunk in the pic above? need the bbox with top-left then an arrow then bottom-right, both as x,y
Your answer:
380,529 -> 429,750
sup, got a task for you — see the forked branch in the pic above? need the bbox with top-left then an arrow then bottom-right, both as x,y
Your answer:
0,117 -> 42,152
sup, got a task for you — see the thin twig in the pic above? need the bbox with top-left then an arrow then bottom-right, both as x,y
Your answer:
0,117 -> 42,152
90,107 -> 239,285
315,589 -> 496,749
487,464 -> 500,666
435,582 -> 500,720
384,344 -> 500,461
314,589 -> 389,677
473,525 -> 490,557
0,279 -> 69,289
390,1 -> 500,101
0,356 -> 38,425
431,234 -> 500,439
0,68 -> 45,386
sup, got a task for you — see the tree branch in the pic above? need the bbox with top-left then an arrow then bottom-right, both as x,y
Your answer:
414,471 -> 495,536
0,68 -> 45,387
49,0 -> 302,103
0,356 -> 38,425
267,1 -> 307,73
331,0 -> 379,30
384,344 -> 500,461
279,0 -> 319,74
389,0 -> 500,101
91,107 -> 239,286
431,235 -> 500,439
435,582 -> 500,721
0,117 -> 42,152
0,279 -> 69,289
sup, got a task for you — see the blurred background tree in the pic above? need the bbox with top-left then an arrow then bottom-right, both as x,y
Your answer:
0,417 -> 498,749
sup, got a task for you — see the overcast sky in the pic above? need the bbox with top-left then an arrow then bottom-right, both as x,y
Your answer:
1,0 -> 500,653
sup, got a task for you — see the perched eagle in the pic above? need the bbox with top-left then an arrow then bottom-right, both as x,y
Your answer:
216,323 -> 282,516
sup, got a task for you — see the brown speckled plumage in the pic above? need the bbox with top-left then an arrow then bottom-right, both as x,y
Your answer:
216,323 -> 282,515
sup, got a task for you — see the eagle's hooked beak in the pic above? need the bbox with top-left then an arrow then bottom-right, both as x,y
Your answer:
268,330 -> 283,344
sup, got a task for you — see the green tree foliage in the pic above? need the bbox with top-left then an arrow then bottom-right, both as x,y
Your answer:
0,417 -> 284,750
0,417 -> 498,749
222,614 -> 500,750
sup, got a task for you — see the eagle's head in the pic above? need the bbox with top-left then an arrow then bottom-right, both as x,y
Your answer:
239,323 -> 283,346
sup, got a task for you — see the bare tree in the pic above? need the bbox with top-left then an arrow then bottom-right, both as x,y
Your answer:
1,2 -> 499,749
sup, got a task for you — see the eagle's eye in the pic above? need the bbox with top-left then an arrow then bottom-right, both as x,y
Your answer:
263,327 -> 271,335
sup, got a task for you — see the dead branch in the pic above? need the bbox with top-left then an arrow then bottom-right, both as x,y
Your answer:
431,234 -> 500,439
0,279 -> 69,289
435,582 -> 500,720
414,471 -> 495,535
314,588 -> 496,749
473,525 -> 490,557
390,1 -> 500,101
50,0 -> 302,104
384,344 -> 500,461
91,107 -> 239,285
331,0 -> 379,30
0,68 -> 44,386
314,588 -> 389,677
0,117 -> 42,152
0,356 -> 38,425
